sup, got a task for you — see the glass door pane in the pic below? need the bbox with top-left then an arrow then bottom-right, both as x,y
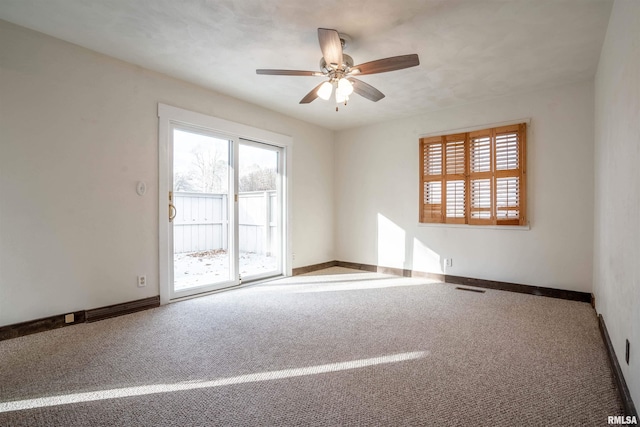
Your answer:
238,141 -> 282,280
171,127 -> 236,298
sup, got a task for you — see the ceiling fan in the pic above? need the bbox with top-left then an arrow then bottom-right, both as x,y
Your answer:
256,28 -> 420,108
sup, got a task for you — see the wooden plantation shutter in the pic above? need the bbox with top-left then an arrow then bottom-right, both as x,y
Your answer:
444,134 -> 466,223
420,136 -> 444,222
419,123 -> 526,226
468,129 -> 493,225
494,123 -> 526,225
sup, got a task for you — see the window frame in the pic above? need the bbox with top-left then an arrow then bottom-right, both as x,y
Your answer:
419,123 -> 527,227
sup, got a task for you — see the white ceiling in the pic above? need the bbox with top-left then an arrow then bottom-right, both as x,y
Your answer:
0,0 -> 613,130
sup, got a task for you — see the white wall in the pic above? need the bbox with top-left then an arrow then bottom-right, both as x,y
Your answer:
335,81 -> 595,292
594,0 -> 640,408
0,20 -> 335,326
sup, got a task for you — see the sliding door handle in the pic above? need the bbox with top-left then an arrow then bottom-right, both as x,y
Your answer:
168,191 -> 177,222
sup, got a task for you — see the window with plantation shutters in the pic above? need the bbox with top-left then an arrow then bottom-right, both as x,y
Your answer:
419,123 -> 526,226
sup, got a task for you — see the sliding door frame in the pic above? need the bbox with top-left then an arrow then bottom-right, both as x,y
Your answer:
238,138 -> 285,282
168,123 -> 239,300
158,103 -> 293,305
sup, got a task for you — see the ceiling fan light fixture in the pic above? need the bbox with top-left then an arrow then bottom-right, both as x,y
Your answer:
337,78 -> 354,96
335,90 -> 348,104
317,81 -> 333,100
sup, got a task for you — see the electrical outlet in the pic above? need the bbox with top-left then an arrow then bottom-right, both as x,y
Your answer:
64,313 -> 74,324
626,339 -> 630,365
445,258 -> 453,267
137,275 -> 146,287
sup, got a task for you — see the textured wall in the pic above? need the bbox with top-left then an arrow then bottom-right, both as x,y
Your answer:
594,0 -> 640,409
335,80 -> 595,292
0,20 -> 335,326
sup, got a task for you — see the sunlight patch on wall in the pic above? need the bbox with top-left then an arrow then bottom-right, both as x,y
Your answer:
377,214 -> 406,269
412,238 -> 443,274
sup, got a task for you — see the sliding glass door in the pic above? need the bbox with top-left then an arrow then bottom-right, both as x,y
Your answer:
170,126 -> 236,300
238,140 -> 283,281
165,125 -> 285,301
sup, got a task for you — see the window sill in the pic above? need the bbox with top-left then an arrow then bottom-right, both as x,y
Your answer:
418,222 -> 530,231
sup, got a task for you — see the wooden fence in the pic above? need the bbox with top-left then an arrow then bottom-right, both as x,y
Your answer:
173,191 -> 277,255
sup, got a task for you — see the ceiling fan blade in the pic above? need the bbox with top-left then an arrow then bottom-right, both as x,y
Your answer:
318,28 -> 343,68
348,78 -> 385,102
351,54 -> 420,75
257,69 -> 322,76
299,82 -> 325,104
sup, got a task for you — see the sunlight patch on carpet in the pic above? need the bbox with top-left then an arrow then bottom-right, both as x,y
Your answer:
0,351 -> 428,412
250,274 -> 437,294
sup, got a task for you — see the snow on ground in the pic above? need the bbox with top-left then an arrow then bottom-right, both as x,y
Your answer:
174,250 -> 277,291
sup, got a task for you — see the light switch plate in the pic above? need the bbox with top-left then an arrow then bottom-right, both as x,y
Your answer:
136,181 -> 147,196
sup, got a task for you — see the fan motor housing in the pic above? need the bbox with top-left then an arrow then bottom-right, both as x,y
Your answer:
320,54 -> 354,75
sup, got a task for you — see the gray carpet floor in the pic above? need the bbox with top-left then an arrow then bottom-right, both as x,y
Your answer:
0,267 -> 623,426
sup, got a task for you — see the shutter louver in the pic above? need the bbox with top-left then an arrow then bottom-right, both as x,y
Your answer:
423,181 -> 442,221
445,140 -> 465,175
424,143 -> 442,175
446,180 -> 465,219
470,136 -> 491,173
496,177 -> 519,221
470,178 -> 492,221
495,132 -> 519,170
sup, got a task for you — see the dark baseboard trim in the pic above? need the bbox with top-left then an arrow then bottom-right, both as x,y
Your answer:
325,260 -> 591,303
376,265 -> 412,277
1,261 -> 591,341
0,310 -> 86,341
0,296 -> 160,341
85,296 -> 160,323
444,275 -> 591,302
295,261 -> 420,278
335,261 -> 377,272
598,314 -> 638,418
292,260 -> 338,276
335,260 -> 416,277
410,270 -> 446,282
